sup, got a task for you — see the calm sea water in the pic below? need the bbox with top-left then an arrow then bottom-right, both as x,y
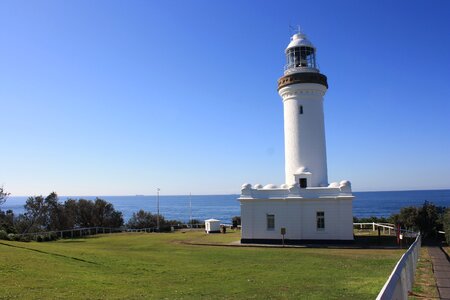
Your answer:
3,189 -> 450,224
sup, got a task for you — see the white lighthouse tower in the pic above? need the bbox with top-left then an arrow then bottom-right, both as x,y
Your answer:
239,31 -> 354,244
279,32 -> 329,187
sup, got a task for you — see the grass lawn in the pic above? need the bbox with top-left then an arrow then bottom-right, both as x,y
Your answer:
0,230 -> 402,299
410,247 -> 439,299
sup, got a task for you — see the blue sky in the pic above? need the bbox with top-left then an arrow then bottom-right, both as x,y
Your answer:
1,0 -> 449,196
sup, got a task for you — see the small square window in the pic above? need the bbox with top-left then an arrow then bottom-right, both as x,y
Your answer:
267,214 -> 275,230
317,211 -> 325,230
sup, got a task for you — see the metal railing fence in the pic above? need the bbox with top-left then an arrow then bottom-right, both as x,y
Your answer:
375,233 -> 421,300
9,223 -> 209,240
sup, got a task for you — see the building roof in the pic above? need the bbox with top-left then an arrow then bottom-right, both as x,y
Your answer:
286,33 -> 315,52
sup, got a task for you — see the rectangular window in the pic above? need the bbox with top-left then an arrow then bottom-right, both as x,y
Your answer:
267,214 -> 275,230
299,105 -> 303,114
317,211 -> 325,230
299,178 -> 307,188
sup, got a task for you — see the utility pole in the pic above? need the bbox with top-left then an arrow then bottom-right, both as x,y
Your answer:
189,192 -> 192,228
157,188 -> 160,231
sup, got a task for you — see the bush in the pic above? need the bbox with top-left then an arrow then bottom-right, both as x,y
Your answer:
127,210 -> 158,229
443,209 -> 450,244
416,201 -> 444,238
43,235 -> 51,242
7,233 -> 19,241
232,216 -> 241,227
158,225 -> 174,232
0,230 -> 8,240
36,235 -> 44,242
19,235 -> 31,242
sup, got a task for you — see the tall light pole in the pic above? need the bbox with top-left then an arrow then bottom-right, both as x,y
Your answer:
156,188 -> 160,231
189,192 -> 192,228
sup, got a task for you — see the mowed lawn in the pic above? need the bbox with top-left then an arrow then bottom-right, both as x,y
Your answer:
0,230 -> 402,299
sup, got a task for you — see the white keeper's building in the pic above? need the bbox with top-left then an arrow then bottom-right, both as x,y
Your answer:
239,31 -> 354,244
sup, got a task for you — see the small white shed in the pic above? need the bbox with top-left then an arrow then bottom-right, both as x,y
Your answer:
205,219 -> 221,233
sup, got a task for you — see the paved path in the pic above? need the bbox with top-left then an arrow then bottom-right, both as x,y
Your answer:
429,246 -> 450,299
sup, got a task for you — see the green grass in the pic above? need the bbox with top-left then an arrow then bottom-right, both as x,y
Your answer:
0,230 -> 402,299
410,247 -> 439,299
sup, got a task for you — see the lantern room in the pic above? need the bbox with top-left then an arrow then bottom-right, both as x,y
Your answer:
284,33 -> 318,74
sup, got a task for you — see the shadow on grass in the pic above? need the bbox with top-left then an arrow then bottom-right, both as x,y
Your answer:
58,234 -> 112,241
182,234 -> 411,250
353,235 -> 406,248
59,240 -> 87,243
0,241 -> 100,265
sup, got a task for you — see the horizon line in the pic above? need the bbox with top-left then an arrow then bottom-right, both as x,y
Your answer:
7,187 -> 450,198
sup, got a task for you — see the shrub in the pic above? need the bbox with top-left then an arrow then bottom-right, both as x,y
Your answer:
36,235 -> 44,242
158,225 -> 173,232
127,210 -> 157,229
19,235 -> 31,242
49,232 -> 58,241
443,209 -> 450,244
232,216 -> 241,227
0,230 -> 8,240
7,233 -> 18,241
416,201 -> 444,238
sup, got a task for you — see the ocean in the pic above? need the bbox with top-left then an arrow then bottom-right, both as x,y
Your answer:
2,189 -> 450,224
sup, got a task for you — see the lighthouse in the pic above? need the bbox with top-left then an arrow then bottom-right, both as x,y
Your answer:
239,31 -> 354,244
278,32 -> 328,187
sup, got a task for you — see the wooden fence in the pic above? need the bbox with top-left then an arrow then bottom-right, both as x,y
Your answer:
353,222 -> 417,237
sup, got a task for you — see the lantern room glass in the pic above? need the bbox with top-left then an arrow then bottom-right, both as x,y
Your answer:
286,46 -> 317,70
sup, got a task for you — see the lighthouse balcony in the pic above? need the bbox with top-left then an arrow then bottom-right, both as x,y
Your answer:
284,65 -> 319,74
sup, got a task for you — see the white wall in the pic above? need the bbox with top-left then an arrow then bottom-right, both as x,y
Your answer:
279,83 -> 329,187
205,220 -> 220,233
241,197 -> 353,241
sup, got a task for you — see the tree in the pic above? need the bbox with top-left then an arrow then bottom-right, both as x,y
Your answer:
391,206 -> 419,230
77,199 -> 95,227
0,209 -> 15,233
127,210 -> 159,229
1,192 -> 125,239
417,201 -> 444,239
63,199 -> 78,229
93,198 -> 123,227
21,192 -> 64,233
22,195 -> 47,233
0,187 -> 13,232
0,186 -> 10,207
70,198 -> 123,228
44,192 -> 66,231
